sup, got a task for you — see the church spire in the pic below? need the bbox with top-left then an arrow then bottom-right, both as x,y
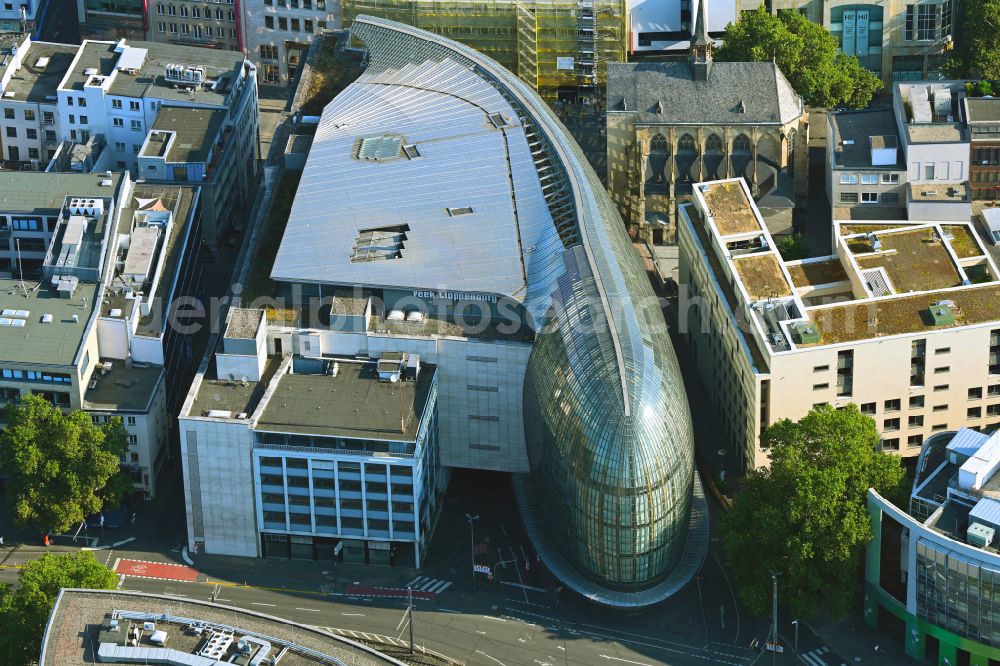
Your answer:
690,0 -> 713,81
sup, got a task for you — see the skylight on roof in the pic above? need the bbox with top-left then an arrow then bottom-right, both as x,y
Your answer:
488,112 -> 509,128
446,207 -> 474,217
402,144 -> 421,159
356,135 -> 403,162
351,224 -> 409,263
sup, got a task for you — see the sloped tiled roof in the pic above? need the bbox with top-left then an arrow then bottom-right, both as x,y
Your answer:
607,61 -> 803,125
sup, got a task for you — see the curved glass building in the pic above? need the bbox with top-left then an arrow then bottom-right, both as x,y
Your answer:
270,16 -> 708,607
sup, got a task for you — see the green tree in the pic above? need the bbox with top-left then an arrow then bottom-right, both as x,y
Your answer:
777,233 -> 810,261
716,7 -> 882,109
946,1 -> 1000,79
0,552 -> 118,665
719,404 -> 906,618
0,394 -> 129,534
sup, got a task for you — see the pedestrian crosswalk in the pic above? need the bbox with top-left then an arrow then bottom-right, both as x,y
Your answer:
405,576 -> 453,594
801,646 -> 830,666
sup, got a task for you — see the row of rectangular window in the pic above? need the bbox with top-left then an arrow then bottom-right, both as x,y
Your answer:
156,22 -> 235,38
263,15 -> 323,32
861,387 -> 1000,414
110,99 -> 142,111
263,0 -> 325,9
4,126 -> 38,140
839,172 -> 900,185
91,414 -> 138,426
840,192 -> 899,204
3,108 -> 36,121
156,2 -> 235,17
0,368 -> 71,383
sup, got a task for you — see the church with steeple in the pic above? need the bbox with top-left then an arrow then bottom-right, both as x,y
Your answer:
605,0 -> 809,245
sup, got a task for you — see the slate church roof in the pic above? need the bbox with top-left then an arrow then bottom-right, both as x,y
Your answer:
607,61 -> 803,126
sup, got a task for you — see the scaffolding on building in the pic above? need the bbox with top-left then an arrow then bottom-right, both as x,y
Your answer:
341,0 -> 626,99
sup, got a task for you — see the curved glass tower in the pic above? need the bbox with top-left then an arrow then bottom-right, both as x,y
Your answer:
348,16 -> 707,607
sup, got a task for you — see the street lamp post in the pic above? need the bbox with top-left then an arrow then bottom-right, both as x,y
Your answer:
466,514 -> 479,592
791,619 -> 799,652
770,571 -> 782,666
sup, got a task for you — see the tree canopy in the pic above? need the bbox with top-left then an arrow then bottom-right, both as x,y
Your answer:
0,552 -> 118,666
0,394 -> 129,534
945,0 -> 1000,79
719,404 -> 906,618
777,233 -> 810,261
716,7 -> 882,109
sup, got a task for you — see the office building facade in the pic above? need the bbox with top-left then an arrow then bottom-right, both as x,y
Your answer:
678,177 -> 1000,471
0,172 -> 203,498
179,16 -> 706,607
866,427 -> 1000,666
0,34 -> 259,245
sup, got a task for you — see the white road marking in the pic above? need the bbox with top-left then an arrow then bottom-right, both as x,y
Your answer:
250,602 -> 276,607
600,655 -> 660,665
295,607 -> 321,612
483,616 -> 508,622
341,612 -> 366,617
475,650 -> 507,666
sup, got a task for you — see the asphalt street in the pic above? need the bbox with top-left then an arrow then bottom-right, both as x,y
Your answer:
0,542 -> 755,666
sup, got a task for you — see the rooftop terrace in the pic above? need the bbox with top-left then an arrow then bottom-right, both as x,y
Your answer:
909,182 -> 970,202
256,359 -> 435,441
83,360 -> 164,411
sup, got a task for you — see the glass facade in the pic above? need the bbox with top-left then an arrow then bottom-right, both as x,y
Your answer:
350,17 -> 697,593
916,538 -> 1000,646
829,5 -> 883,76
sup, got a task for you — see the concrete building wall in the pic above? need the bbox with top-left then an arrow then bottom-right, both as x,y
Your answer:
148,0 -> 240,50
180,415 -> 259,557
283,327 -> 533,473
677,200 -> 1000,467
0,101 -> 46,165
243,0 -> 338,85
906,141 -> 968,184
677,204 -> 765,471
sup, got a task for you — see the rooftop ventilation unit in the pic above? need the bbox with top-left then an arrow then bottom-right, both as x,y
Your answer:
791,321 -> 821,345
969,522 -> 995,548
68,197 -> 103,216
927,303 -> 956,326
41,314 -> 53,323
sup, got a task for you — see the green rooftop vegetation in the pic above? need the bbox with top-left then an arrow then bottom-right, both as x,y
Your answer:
299,35 -> 364,116
243,171 -> 301,324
